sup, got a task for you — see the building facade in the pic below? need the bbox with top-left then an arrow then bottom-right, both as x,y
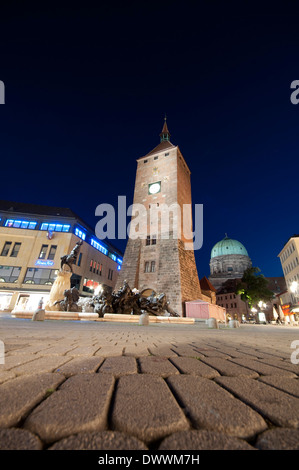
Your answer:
115,119 -> 203,316
278,234 -> 299,320
0,201 -> 123,312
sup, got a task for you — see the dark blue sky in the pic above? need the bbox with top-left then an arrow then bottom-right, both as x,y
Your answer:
1,2 -> 299,279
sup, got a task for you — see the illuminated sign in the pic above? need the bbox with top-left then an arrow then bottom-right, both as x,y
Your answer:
35,259 -> 55,267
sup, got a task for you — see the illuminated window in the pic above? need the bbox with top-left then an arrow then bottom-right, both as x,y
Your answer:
0,265 -> 21,282
75,227 -> 86,240
40,223 -> 70,232
5,219 -> 37,229
91,239 -> 108,255
23,268 -> 57,285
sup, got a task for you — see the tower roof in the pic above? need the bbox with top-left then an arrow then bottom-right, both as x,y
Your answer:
211,235 -> 249,258
143,116 -> 175,158
159,116 -> 171,142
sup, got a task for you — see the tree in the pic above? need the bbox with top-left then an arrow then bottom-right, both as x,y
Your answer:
236,267 -> 274,309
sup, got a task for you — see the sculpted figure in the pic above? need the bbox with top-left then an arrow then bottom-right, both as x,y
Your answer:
60,240 -> 83,273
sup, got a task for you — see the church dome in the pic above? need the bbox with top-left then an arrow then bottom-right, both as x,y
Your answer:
211,236 -> 249,259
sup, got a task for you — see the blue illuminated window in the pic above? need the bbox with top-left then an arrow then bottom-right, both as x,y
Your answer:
40,223 -> 70,232
75,227 -> 86,241
91,239 -> 108,255
117,257 -> 123,265
109,253 -> 117,262
5,219 -> 37,230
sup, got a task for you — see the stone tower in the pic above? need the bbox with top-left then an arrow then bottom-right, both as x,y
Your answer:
115,118 -> 202,315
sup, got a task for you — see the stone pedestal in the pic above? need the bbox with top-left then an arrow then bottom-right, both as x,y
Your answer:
45,271 -> 72,311
32,309 -> 45,321
139,311 -> 149,326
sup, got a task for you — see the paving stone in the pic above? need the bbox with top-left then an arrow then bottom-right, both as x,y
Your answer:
122,344 -> 150,356
148,345 -> 179,357
98,356 -> 137,376
258,376 -> 299,398
192,347 -> 231,359
0,370 -> 16,384
215,376 -> 299,428
55,357 -> 105,377
158,430 -> 256,450
9,356 -> 73,375
138,356 -> 180,377
6,343 -> 53,355
200,357 -> 259,378
0,427 -> 43,450
230,358 -> 297,377
209,347 -> 254,359
2,354 -> 41,370
0,373 -> 65,427
39,344 -> 78,356
94,345 -> 125,357
255,428 -> 299,450
49,431 -> 148,450
65,345 -> 102,356
170,357 -> 220,378
24,374 -> 115,443
170,345 -> 204,358
167,375 -> 267,439
111,375 -> 189,443
257,357 -> 299,375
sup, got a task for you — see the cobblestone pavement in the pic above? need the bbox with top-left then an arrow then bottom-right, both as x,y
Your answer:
0,316 -> 299,450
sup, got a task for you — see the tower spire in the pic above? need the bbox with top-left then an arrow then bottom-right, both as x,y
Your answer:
159,115 -> 171,142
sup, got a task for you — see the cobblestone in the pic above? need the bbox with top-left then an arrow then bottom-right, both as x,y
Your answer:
0,318 -> 298,450
24,374 -> 115,443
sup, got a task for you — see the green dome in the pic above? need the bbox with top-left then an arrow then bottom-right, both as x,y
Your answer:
211,236 -> 249,259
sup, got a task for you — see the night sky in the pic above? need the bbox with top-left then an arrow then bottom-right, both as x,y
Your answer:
1,2 -> 299,280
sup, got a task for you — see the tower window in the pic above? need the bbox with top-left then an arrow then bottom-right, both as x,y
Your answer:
144,262 -> 150,273
154,156 -> 158,160
150,261 -> 155,272
146,236 -> 151,246
144,159 -> 148,164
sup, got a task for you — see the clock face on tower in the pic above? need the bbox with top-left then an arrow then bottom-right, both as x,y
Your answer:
148,181 -> 161,195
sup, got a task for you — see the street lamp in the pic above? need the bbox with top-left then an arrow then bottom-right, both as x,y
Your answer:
290,281 -> 298,302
